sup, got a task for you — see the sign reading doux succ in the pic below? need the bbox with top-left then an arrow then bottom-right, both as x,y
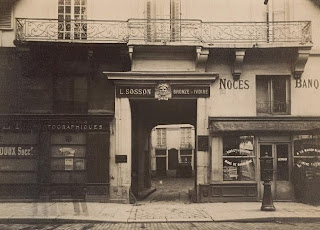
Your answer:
116,85 -> 210,99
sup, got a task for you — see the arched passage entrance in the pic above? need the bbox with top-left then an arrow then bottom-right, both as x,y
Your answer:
105,71 -> 218,203
130,99 -> 197,200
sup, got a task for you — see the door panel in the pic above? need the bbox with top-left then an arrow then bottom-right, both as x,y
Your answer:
156,157 -> 166,177
275,144 -> 293,200
168,148 -> 178,170
259,143 -> 293,200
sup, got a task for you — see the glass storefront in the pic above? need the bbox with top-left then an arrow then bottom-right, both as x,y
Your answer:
223,136 -> 255,181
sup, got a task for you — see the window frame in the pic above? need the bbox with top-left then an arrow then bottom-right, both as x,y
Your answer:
222,135 -> 256,182
256,75 -> 291,115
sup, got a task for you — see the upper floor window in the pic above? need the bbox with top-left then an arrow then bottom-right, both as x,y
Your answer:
0,3 -> 13,30
58,0 -> 87,40
181,127 -> 191,148
145,0 -> 181,41
256,76 -> 290,115
54,76 -> 88,114
156,128 -> 166,148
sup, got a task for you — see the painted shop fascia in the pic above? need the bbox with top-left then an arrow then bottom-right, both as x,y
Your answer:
0,114 -> 113,201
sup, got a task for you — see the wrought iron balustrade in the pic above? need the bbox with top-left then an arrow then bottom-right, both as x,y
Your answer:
257,101 -> 290,114
15,18 -> 312,45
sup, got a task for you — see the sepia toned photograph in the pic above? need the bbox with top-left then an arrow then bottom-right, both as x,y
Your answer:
0,0 -> 319,229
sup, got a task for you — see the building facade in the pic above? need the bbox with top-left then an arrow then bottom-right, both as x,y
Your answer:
0,0 -> 319,203
151,124 -> 195,177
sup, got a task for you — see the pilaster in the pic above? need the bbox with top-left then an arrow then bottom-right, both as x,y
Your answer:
109,97 -> 132,203
196,98 -> 210,200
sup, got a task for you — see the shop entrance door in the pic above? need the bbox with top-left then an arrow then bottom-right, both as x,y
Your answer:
259,143 -> 293,200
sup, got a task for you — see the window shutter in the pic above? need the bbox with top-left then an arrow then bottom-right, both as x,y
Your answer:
170,0 -> 181,20
170,0 -> 181,41
0,3 -> 12,30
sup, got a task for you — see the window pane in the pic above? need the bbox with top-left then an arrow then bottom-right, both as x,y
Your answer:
223,136 -> 255,181
74,6 -> 80,14
256,76 -> 270,113
223,136 -> 254,156
276,144 -> 289,181
65,6 -> 71,13
58,6 -> 64,13
260,144 -> 272,157
272,78 -> 287,113
223,159 -> 255,181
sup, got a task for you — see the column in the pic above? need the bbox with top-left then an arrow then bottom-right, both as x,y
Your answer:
196,98 -> 210,185
109,98 -> 131,203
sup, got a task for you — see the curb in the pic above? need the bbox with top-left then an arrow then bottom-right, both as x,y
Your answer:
1,216 -> 320,224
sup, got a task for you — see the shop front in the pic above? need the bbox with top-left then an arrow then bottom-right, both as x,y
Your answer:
0,115 -> 112,201
199,117 -> 320,202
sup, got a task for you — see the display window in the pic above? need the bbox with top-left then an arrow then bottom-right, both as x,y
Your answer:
223,136 -> 255,181
293,135 -> 320,166
50,133 -> 86,184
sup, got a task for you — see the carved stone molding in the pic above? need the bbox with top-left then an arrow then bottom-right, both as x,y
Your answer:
196,47 -> 209,72
292,47 -> 311,79
232,49 -> 246,80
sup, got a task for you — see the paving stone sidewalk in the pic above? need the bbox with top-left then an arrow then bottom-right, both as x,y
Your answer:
0,202 -> 319,223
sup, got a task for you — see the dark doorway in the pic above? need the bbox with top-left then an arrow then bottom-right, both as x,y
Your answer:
168,148 -> 178,170
156,157 -> 167,177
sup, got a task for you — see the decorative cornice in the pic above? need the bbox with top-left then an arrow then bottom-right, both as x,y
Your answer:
292,47 -> 311,79
104,71 -> 219,85
232,49 -> 246,80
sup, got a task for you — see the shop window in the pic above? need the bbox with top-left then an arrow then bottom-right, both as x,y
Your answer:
0,3 -> 13,30
50,133 -> 86,184
294,135 -> 320,165
58,0 -> 87,40
256,76 -> 290,114
54,76 -> 88,113
223,136 -> 255,181
156,128 -> 166,148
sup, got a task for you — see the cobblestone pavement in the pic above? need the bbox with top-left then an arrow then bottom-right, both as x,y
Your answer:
2,221 -> 320,230
143,177 -> 194,203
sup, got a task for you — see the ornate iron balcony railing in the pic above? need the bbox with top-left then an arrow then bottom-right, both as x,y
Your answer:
15,18 -> 312,45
